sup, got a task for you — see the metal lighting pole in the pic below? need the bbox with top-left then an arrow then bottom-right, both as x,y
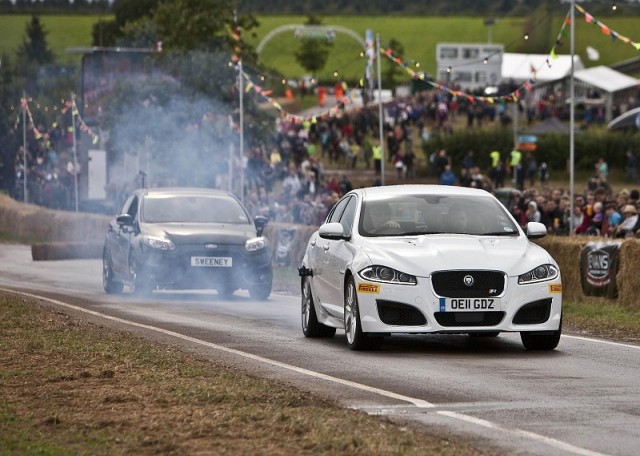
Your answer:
569,0 -> 576,234
71,94 -> 79,212
22,90 -> 27,203
238,60 -> 245,204
376,33 -> 385,186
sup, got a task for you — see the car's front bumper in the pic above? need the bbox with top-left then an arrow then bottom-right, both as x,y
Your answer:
138,245 -> 272,290
354,274 -> 562,334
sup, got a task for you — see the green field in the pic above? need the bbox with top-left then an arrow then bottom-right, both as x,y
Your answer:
1,13 -> 639,80
0,15 -> 106,65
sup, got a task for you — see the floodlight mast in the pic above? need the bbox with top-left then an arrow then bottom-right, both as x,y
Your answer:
570,0 -> 576,234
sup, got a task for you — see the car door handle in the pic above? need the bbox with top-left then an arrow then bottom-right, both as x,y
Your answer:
323,244 -> 330,251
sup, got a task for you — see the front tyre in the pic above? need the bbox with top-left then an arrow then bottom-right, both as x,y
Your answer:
102,246 -> 123,294
129,257 -> 153,296
344,276 -> 383,351
301,277 -> 336,338
521,317 -> 562,351
249,276 -> 272,301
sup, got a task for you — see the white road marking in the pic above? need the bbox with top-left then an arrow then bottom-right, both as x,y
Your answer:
563,334 -> 640,350
437,411 -> 609,456
4,288 -> 619,456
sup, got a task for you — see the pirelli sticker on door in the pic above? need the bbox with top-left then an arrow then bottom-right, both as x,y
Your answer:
358,283 -> 380,294
548,284 -> 562,293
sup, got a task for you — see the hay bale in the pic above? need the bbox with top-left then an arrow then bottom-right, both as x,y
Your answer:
31,242 -> 104,261
534,236 -> 593,303
618,240 -> 640,308
0,194 -> 110,242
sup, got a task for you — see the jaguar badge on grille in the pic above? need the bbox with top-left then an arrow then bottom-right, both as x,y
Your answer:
463,275 -> 475,287
205,243 -> 218,249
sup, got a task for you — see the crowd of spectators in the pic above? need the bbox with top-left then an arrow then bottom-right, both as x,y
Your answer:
11,122 -> 80,210
5,87 -> 639,240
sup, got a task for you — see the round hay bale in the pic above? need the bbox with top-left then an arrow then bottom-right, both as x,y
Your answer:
618,239 -> 640,308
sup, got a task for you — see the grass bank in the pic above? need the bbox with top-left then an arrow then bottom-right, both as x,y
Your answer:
0,293 -> 488,456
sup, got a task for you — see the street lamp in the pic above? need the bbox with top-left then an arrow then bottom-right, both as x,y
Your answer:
484,18 -> 497,44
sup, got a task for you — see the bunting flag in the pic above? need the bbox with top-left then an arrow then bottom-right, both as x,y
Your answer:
71,97 -> 100,145
239,70 -> 352,123
231,9 -> 241,64
20,97 -> 43,139
21,95 -> 100,146
574,4 -> 640,52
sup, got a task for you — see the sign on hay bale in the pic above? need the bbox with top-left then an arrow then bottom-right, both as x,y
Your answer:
580,241 -> 621,299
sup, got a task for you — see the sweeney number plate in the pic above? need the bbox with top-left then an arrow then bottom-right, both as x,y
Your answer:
191,256 -> 233,267
439,297 -> 499,312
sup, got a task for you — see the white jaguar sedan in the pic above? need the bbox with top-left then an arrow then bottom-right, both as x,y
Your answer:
299,185 -> 562,351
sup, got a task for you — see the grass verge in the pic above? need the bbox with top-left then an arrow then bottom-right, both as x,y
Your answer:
563,298 -> 640,344
0,293 -> 488,456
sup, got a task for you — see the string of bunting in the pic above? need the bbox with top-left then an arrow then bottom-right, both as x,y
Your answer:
18,95 -> 100,146
574,4 -> 640,51
71,97 -> 100,145
19,97 -> 44,139
239,70 -> 352,123
379,8 -> 573,105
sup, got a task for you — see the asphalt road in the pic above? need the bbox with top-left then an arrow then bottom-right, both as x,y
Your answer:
1,244 -> 638,456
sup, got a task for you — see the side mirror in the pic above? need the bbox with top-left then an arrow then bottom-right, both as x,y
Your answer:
318,222 -> 347,240
116,214 -> 134,226
254,215 -> 268,236
526,221 -> 547,239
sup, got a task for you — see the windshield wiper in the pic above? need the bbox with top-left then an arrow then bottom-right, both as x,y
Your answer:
479,231 -> 519,236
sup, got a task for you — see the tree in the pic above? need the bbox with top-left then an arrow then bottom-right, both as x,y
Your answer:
0,53 -> 19,194
17,15 -> 54,68
92,0 -> 161,47
294,16 -> 333,77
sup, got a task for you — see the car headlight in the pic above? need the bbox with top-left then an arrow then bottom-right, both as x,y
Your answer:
518,264 -> 559,284
245,237 -> 267,252
359,266 -> 417,285
144,235 -> 175,251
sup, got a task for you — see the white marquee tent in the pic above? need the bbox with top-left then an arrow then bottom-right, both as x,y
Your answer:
501,53 -> 584,84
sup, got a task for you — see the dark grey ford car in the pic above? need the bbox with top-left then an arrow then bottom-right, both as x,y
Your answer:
102,187 -> 272,299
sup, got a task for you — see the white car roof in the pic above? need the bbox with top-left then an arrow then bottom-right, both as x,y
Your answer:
352,184 -> 494,200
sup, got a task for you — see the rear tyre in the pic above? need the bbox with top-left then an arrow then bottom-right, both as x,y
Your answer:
344,276 -> 383,351
102,246 -> 123,294
301,277 -> 336,338
521,317 -> 562,351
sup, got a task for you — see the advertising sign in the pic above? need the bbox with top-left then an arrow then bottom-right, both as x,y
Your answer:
580,241 -> 621,298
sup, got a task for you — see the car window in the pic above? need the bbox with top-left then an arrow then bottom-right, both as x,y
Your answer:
327,196 -> 356,235
359,194 -> 518,237
141,195 -> 251,224
338,196 -> 357,236
120,194 -> 136,217
327,196 -> 350,224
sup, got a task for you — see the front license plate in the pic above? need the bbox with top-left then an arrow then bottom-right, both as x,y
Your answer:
191,256 -> 233,267
439,297 -> 499,312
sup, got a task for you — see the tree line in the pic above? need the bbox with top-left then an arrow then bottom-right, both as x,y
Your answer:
2,0 -> 638,16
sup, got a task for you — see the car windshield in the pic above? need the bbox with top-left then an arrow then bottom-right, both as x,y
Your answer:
359,194 -> 519,237
141,195 -> 251,224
